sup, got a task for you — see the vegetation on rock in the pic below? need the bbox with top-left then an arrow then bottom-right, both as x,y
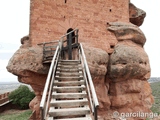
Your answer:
8,85 -> 35,109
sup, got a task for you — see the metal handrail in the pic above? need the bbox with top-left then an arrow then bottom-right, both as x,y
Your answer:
40,44 -> 60,120
79,43 -> 99,120
40,29 -> 99,120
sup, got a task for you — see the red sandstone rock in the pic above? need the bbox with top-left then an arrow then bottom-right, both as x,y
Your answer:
6,42 -> 49,116
7,46 -> 49,75
83,44 -> 111,110
107,41 -> 150,81
106,21 -> 153,120
108,22 -> 146,46
129,3 -> 146,26
20,35 -> 30,48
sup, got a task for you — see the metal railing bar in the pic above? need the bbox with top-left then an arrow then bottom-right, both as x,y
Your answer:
80,53 -> 94,112
40,46 -> 60,117
44,50 -> 60,119
79,43 -> 99,107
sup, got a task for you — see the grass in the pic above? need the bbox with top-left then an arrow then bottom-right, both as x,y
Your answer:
0,109 -> 32,120
150,81 -> 160,115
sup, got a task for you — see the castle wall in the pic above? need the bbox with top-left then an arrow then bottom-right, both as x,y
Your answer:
29,0 -> 129,52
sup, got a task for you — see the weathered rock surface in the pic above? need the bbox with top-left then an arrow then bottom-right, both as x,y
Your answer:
105,22 -> 154,120
107,41 -> 150,81
129,3 -> 146,26
83,44 -> 111,110
108,22 -> 146,46
7,46 -> 49,75
6,40 -> 50,119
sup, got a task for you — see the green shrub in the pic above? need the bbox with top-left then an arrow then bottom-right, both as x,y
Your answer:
8,85 -> 35,109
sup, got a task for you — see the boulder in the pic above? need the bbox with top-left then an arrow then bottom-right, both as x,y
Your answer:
108,22 -> 146,46
129,3 -> 146,26
6,46 -> 49,75
6,43 -> 50,119
107,41 -> 150,81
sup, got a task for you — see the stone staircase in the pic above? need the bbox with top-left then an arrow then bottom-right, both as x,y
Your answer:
48,60 -> 92,120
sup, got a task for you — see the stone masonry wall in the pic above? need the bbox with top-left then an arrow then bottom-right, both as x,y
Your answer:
30,0 -> 129,52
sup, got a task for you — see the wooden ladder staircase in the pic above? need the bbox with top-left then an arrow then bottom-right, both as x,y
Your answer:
40,29 -> 98,120
48,60 -> 92,120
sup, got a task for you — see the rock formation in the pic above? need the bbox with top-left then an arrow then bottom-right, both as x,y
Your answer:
106,22 -> 154,119
6,2 -> 154,120
129,3 -> 146,26
6,37 -> 50,119
81,21 -> 154,120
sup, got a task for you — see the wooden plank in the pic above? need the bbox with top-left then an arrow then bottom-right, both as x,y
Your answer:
60,60 -> 80,62
53,86 -> 85,92
49,106 -> 90,117
56,72 -> 82,77
50,99 -> 88,107
57,65 -> 81,69
47,117 -> 53,120
54,80 -> 85,86
58,62 -> 80,65
54,117 -> 92,120
56,68 -> 82,72
52,92 -> 87,99
55,76 -> 83,81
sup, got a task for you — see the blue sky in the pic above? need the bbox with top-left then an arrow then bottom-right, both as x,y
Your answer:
0,0 -> 160,82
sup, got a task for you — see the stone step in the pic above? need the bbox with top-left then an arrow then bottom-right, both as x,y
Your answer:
53,86 -> 85,92
54,80 -> 85,86
56,71 -> 82,77
55,76 -> 83,81
52,92 -> 87,99
50,99 -> 88,107
58,62 -> 81,65
49,106 -> 90,117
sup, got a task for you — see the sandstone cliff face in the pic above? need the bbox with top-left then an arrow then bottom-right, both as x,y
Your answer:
82,22 -> 153,120
6,2 -> 154,120
106,22 -> 153,120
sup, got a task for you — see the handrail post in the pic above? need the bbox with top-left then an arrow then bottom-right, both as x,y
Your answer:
76,29 -> 78,43
94,106 -> 98,120
68,33 -> 72,60
61,37 -> 64,59
41,108 -> 44,120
